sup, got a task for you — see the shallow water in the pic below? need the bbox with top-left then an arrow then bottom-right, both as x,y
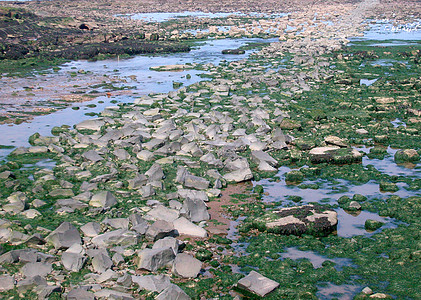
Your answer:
131,11 -> 245,22
360,78 -> 378,86
280,247 -> 355,270
316,282 -> 362,300
354,19 -> 421,41
0,38 -> 275,159
336,208 -> 398,238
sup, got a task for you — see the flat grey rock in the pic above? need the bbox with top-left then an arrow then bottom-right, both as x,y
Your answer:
89,191 -> 117,208
80,222 -> 101,237
156,284 -> 191,300
172,253 -> 202,278
152,237 -> 184,255
145,220 -> 177,241
0,274 -> 14,292
131,274 -> 171,292
82,150 -> 104,163
236,270 -> 279,297
182,198 -> 209,222
173,217 -> 207,238
46,222 -> 81,250
67,288 -> 95,300
20,262 -> 52,278
91,229 -> 138,247
137,247 -> 175,272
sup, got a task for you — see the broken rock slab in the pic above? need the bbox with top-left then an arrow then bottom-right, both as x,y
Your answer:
156,284 -> 191,300
89,191 -> 117,209
131,274 -> 171,292
46,222 -> 81,250
172,253 -> 202,278
236,270 -> 279,297
137,247 -> 175,272
173,217 -> 207,238
182,198 -> 209,222
91,229 -> 138,248
259,204 -> 338,236
223,168 -> 253,183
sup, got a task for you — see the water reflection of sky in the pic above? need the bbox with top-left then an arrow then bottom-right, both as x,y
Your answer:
0,38 -> 274,158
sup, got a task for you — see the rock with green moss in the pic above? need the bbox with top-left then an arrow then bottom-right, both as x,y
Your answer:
365,219 -> 384,231
379,181 -> 399,192
285,170 -> 304,183
255,204 -> 338,236
394,149 -> 420,163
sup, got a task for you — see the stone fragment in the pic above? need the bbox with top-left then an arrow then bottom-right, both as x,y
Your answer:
80,222 -> 101,237
173,217 -> 207,238
89,191 -> 117,208
223,168 -> 253,182
0,274 -> 14,292
82,150 -> 104,162
182,198 -> 209,222
75,119 -> 105,131
62,244 -> 86,272
46,222 -> 81,249
172,253 -> 202,278
146,205 -> 179,222
145,220 -> 177,241
156,284 -> 191,300
131,274 -> 171,292
94,289 -> 134,300
259,205 -> 337,236
67,288 -> 95,300
20,262 -> 52,278
183,175 -> 210,190
152,237 -> 184,255
137,247 -> 175,272
236,271 -> 279,297
91,229 -> 138,247
92,251 -> 113,274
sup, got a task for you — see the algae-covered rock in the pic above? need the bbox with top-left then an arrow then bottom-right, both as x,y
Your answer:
379,181 -> 399,192
255,204 -> 337,236
309,147 -> 363,164
285,170 -> 304,183
394,149 -> 420,163
365,219 -> 384,231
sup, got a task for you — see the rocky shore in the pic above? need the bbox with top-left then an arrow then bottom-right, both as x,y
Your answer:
0,0 -> 420,299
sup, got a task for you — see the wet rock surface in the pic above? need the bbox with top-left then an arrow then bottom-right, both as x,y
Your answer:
0,0 -> 420,298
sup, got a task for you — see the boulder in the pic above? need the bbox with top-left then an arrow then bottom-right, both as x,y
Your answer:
146,205 -> 179,222
251,151 -> 278,167
145,220 -> 177,241
183,175 -> 210,190
236,271 -> 279,297
46,222 -> 81,250
152,237 -> 184,255
172,253 -> 202,278
182,198 -> 209,222
75,119 -> 105,131
223,168 -> 253,182
0,274 -> 15,292
67,288 -> 95,300
92,251 -> 113,274
89,191 -> 117,208
309,147 -> 363,164
20,262 -> 52,278
82,150 -> 104,163
137,247 -> 175,272
131,274 -> 171,292
173,217 -> 207,238
91,229 -> 138,247
62,244 -> 86,272
256,205 -> 337,236
156,284 -> 191,300
94,289 -> 134,300
80,222 -> 101,237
